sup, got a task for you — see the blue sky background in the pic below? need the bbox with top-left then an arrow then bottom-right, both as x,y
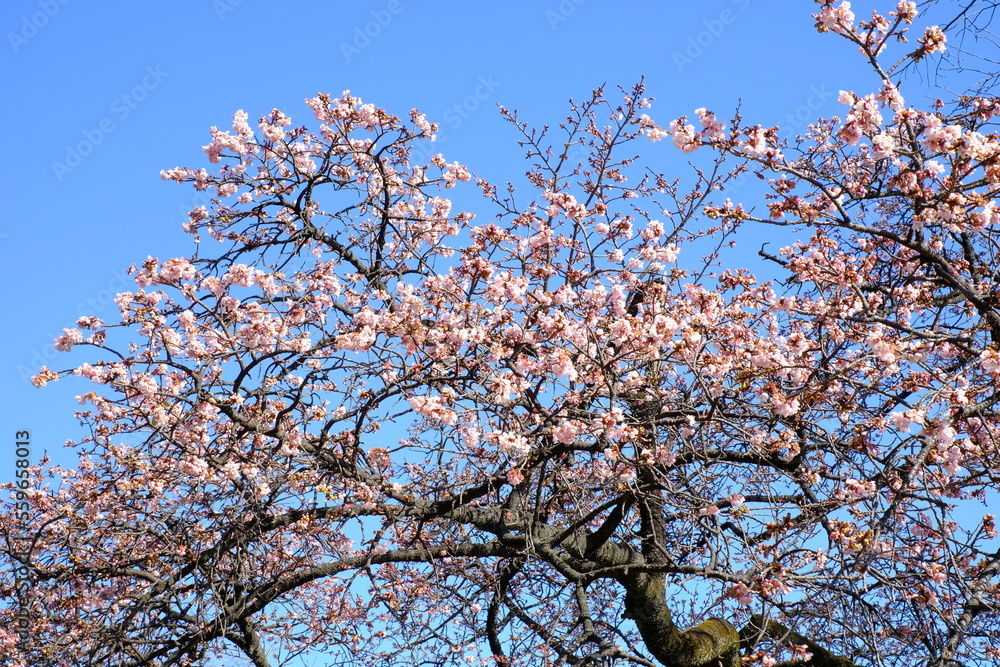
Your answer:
1,1 -> 978,665
0,0 -> 940,517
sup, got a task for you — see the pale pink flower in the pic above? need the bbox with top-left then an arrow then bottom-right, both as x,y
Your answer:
772,395 -> 800,417
54,328 -> 84,352
838,95 -> 883,146
739,125 -> 778,158
291,143 -> 317,174
814,1 -> 854,33
761,578 -> 791,597
159,258 -> 196,283
645,126 -> 667,142
133,256 -> 159,287
216,182 -> 238,198
177,310 -> 196,330
31,367 -> 59,387
441,161 -> 471,188
970,202 -> 1000,232
870,338 -> 897,363
219,461 -> 241,481
461,425 -> 481,448
201,276 -> 226,296
922,123 -> 962,152
835,478 -> 875,502
641,220 -> 664,242
917,26 -> 947,58
983,515 -> 997,539
224,264 -> 255,287
549,351 -> 578,381
668,118 -> 699,153
638,113 -> 665,140
160,167 -> 190,182
871,131 -> 896,159
259,108 -> 290,141
192,169 -> 211,191
488,372 -> 520,404
923,563 -> 946,585
411,110 -> 434,136
940,445 -> 963,474
930,424 -> 957,447
894,1 -> 917,22
728,582 -> 753,606
695,107 -> 725,140
661,243 -> 679,263
889,409 -> 924,431
408,395 -> 457,426
251,272 -> 279,296
179,456 -> 211,479
496,431 -> 530,457
232,109 -> 253,139
878,82 -> 906,111
203,125 -> 248,163
552,421 -> 582,445
73,363 -> 105,383
979,348 -> 1000,376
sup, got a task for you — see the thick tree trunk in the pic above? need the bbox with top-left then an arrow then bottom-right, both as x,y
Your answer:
740,615 -> 860,667
618,572 -> 865,667
620,572 -> 740,667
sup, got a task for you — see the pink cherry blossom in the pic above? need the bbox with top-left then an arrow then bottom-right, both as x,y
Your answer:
894,1 -> 917,22
53,328 -> 84,352
668,118 -> 699,153
14,13 -> 1000,666
728,582 -> 753,606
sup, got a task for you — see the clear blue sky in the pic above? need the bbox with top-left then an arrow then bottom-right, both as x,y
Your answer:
2,2 -> 973,665
1,0 -> 912,493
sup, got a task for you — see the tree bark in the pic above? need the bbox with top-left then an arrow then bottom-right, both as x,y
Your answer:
620,572 -> 740,667
740,615 -> 860,667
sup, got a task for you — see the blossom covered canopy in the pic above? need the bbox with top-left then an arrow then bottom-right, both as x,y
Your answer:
5,2 -> 1000,667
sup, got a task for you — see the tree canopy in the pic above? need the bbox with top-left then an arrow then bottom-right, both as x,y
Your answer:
4,2 -> 1000,666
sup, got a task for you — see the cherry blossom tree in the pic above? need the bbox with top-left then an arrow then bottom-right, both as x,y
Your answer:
913,0 -> 1000,96
5,2 -> 1000,666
